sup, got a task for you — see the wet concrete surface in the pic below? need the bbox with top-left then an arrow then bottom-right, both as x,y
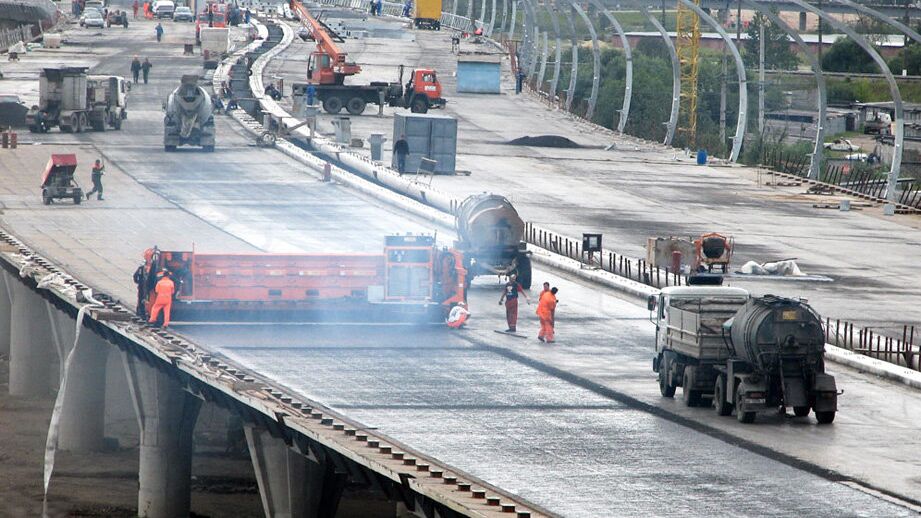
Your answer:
177,323 -> 915,517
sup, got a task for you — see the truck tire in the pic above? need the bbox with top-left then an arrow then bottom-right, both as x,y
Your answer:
74,113 -> 84,133
735,390 -> 756,424
165,145 -> 176,152
658,368 -> 675,398
114,114 -> 123,130
682,366 -> 701,407
203,145 -> 215,152
815,411 -> 835,424
713,376 -> 732,416
42,189 -> 52,205
515,254 -> 532,289
410,96 -> 429,114
793,406 -> 810,417
323,96 -> 343,114
346,97 -> 366,115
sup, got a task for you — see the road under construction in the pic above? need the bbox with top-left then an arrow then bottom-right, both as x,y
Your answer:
0,1 -> 920,517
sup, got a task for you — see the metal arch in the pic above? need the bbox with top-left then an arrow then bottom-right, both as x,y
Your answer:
548,1 -> 564,100
563,3 -> 579,113
587,0 -> 633,132
499,0 -> 508,34
677,0 -> 747,162
522,0 -> 541,76
450,0 -> 457,16
479,0 -> 487,28
741,0 -> 825,180
508,0 -> 517,41
789,0 -> 903,200
537,31 -> 550,91
487,0 -> 497,35
570,2 -> 600,120
641,7 -> 680,146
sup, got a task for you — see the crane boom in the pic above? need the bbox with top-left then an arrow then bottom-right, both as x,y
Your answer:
291,0 -> 361,85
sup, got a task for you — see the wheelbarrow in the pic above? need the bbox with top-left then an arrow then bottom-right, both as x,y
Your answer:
41,154 -> 83,205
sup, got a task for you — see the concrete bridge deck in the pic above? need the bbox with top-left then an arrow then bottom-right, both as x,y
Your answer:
0,6 -> 919,517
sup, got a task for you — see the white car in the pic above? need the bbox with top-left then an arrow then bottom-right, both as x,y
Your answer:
844,152 -> 868,162
172,6 -> 194,21
81,10 -> 106,28
153,0 -> 175,18
823,138 -> 860,152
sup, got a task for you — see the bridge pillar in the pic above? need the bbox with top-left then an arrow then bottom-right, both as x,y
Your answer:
124,354 -> 201,518
7,276 -> 54,397
57,318 -> 109,452
246,425 -> 336,518
0,272 -> 11,359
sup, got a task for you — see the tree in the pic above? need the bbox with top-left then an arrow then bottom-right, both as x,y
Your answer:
743,13 -> 799,71
821,38 -> 878,73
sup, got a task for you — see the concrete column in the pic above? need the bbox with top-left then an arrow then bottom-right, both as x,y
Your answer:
57,322 -> 109,452
124,354 -> 202,518
7,276 -> 54,397
0,271 -> 12,358
246,426 -> 329,518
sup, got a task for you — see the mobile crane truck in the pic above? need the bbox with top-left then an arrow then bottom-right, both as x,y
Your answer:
649,286 -> 838,424
289,0 -> 446,115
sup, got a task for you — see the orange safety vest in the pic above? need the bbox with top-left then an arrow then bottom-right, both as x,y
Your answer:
154,277 -> 175,304
536,291 -> 556,319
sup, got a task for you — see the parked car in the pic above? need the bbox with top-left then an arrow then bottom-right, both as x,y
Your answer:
823,138 -> 860,152
844,152 -> 868,162
172,5 -> 194,21
153,0 -> 175,18
81,10 -> 106,28
79,7 -> 102,25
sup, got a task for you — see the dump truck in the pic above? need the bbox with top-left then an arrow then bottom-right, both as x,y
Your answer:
413,0 -> 442,29
26,67 -> 129,133
136,235 -> 466,323
455,194 -> 531,289
649,286 -> 838,424
163,75 -> 215,151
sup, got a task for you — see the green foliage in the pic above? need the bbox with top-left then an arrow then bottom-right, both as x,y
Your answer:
743,13 -> 799,70
888,44 -> 921,75
821,38 -> 878,73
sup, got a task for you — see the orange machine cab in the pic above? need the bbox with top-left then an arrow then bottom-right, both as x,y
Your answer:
412,69 -> 442,101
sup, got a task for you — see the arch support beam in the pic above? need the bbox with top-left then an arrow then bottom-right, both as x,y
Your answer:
562,3 -> 579,112
588,0 -> 633,132
570,2 -> 600,119
641,7 -> 680,145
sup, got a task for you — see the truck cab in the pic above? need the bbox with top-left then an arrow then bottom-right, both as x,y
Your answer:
405,68 -> 445,113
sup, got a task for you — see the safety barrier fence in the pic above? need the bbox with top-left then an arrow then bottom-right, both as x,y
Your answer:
524,222 -> 686,289
826,319 -> 921,371
0,23 -> 36,53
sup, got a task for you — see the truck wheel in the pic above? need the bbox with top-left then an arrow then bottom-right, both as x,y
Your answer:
411,96 -> 429,113
114,115 -> 123,130
735,390 -> 756,424
346,97 -> 366,115
682,366 -> 701,407
165,145 -> 176,152
203,145 -> 215,152
323,96 -> 343,114
658,368 -> 675,398
42,189 -> 52,205
793,406 -> 810,417
713,376 -> 732,416
515,254 -> 532,289
73,113 -> 84,133
815,411 -> 835,424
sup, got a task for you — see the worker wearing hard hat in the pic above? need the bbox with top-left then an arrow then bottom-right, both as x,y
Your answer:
446,302 -> 470,329
148,269 -> 175,327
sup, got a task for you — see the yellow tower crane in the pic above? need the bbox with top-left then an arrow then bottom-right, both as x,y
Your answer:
675,0 -> 701,147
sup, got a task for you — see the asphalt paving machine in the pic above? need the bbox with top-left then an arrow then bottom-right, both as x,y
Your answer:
136,235 -> 466,323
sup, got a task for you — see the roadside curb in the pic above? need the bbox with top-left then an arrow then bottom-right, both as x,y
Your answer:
222,18 -> 921,394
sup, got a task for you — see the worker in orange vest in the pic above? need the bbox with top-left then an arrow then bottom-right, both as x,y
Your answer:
148,269 -> 175,327
536,286 -> 558,343
446,302 -> 470,329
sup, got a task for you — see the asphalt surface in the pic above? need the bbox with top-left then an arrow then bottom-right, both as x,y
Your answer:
0,8 -> 918,517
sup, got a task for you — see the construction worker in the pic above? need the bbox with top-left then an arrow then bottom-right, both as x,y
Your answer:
141,58 -> 153,84
130,56 -> 141,84
155,22 -> 164,42
515,68 -> 525,94
133,262 -> 147,318
498,273 -> 529,333
537,286 -> 558,343
446,302 -> 469,329
306,83 -> 317,106
393,134 -> 409,173
133,0 -> 139,18
86,159 -> 105,200
148,270 -> 175,327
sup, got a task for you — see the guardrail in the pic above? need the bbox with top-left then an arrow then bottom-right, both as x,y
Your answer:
827,319 -> 921,372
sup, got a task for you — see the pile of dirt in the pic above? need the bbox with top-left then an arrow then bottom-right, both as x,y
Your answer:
506,135 -> 583,148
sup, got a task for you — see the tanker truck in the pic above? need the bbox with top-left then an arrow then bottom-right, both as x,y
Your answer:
455,194 -> 531,289
650,287 -> 838,424
163,75 -> 215,151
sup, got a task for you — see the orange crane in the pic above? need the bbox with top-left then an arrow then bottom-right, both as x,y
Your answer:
291,0 -> 360,85
289,0 -> 446,115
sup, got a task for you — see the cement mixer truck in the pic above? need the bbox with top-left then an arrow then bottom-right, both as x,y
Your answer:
163,75 -> 215,151
650,287 -> 838,424
454,194 -> 531,289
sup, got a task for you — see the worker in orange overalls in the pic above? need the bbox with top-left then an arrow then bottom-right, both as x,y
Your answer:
536,286 -> 558,343
148,269 -> 175,327
446,302 -> 470,329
